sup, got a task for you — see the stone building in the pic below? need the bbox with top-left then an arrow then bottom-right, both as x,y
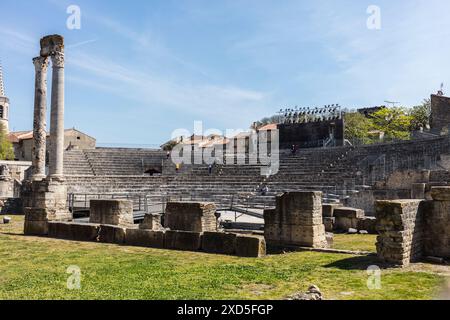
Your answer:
9,128 -> 96,161
0,62 -> 10,133
430,94 -> 450,134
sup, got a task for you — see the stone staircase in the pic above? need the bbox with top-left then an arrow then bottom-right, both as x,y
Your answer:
63,136 -> 450,208
64,148 -> 165,176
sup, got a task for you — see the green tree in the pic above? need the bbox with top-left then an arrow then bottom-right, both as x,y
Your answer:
344,112 -> 374,143
371,107 -> 412,140
410,99 -> 431,131
0,123 -> 14,160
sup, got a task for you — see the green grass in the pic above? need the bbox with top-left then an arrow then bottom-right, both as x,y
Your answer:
0,215 -> 447,300
332,234 -> 377,252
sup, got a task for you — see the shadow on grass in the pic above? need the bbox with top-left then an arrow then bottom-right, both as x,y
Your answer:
324,255 -> 389,270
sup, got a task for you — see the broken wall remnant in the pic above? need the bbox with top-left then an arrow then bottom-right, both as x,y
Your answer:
333,207 -> 365,231
376,187 -> 450,267
89,199 -> 134,228
139,213 -> 163,230
164,202 -> 217,232
425,187 -> 450,258
375,200 -> 423,266
264,192 -> 328,248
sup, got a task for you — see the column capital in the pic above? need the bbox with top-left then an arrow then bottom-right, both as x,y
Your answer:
50,51 -> 65,68
32,56 -> 49,72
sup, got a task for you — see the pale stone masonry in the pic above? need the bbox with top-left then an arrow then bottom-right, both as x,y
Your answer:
375,200 -> 424,266
89,199 -> 134,228
264,192 -> 328,248
31,56 -> 49,181
23,35 -> 72,235
49,51 -> 65,179
426,187 -> 450,258
376,188 -> 450,267
164,202 -> 217,232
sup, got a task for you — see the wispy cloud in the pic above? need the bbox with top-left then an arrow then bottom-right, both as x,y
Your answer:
68,51 -> 268,122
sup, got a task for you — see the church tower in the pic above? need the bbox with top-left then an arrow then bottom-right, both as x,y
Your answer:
0,61 -> 10,133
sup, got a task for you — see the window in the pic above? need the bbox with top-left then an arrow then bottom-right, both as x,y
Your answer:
0,106 -> 3,119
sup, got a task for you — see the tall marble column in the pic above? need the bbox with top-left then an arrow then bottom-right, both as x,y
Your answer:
49,51 -> 65,179
31,56 -> 49,181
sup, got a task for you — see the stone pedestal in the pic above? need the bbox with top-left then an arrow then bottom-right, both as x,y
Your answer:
264,192 -> 328,248
164,202 -> 217,232
425,187 -> 450,259
23,178 -> 72,235
89,199 -> 134,228
375,200 -> 423,267
139,213 -> 163,230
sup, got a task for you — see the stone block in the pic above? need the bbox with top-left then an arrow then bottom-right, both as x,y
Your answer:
70,223 -> 100,242
323,217 -> 335,232
334,207 -> 365,231
164,230 -> 202,251
202,232 -> 237,255
24,219 -> 48,235
125,229 -> 165,249
235,235 -> 266,258
24,207 -> 48,221
164,202 -> 217,232
48,221 -> 72,239
375,200 -> 423,267
322,203 -> 343,217
139,213 -> 163,231
357,217 -> 377,234
290,224 -> 327,248
411,183 -> 426,200
334,207 -> 365,219
431,187 -> 450,201
89,199 -> 134,227
99,225 -> 127,244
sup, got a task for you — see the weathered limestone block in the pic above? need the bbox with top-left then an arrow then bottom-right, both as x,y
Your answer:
334,207 -> 365,231
323,217 -> 335,232
70,223 -> 100,242
411,183 -> 426,200
24,219 -> 48,235
431,186 -> 450,201
424,200 -> 450,258
89,200 -> 134,227
264,192 -> 328,249
48,221 -> 71,239
202,232 -> 237,255
125,229 -> 165,248
164,230 -> 202,251
48,222 -> 100,242
98,225 -> 127,244
375,200 -> 423,267
164,202 -> 217,232
322,203 -> 343,218
235,235 -> 266,258
139,213 -> 163,231
357,217 -> 377,234
23,179 -> 72,236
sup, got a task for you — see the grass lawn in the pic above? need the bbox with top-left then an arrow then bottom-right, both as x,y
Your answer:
0,215 -> 448,300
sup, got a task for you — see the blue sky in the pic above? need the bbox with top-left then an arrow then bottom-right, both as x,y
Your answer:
1,0 -> 450,146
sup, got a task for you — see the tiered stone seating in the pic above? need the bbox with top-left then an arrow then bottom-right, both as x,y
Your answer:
64,148 -> 165,176
63,136 -> 450,208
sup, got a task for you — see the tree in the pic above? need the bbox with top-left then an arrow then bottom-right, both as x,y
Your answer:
0,123 -> 14,160
344,112 -> 374,143
410,99 -> 431,131
370,107 -> 412,140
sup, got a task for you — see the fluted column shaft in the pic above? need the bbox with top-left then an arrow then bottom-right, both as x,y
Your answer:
32,56 -> 49,180
49,52 -> 65,179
